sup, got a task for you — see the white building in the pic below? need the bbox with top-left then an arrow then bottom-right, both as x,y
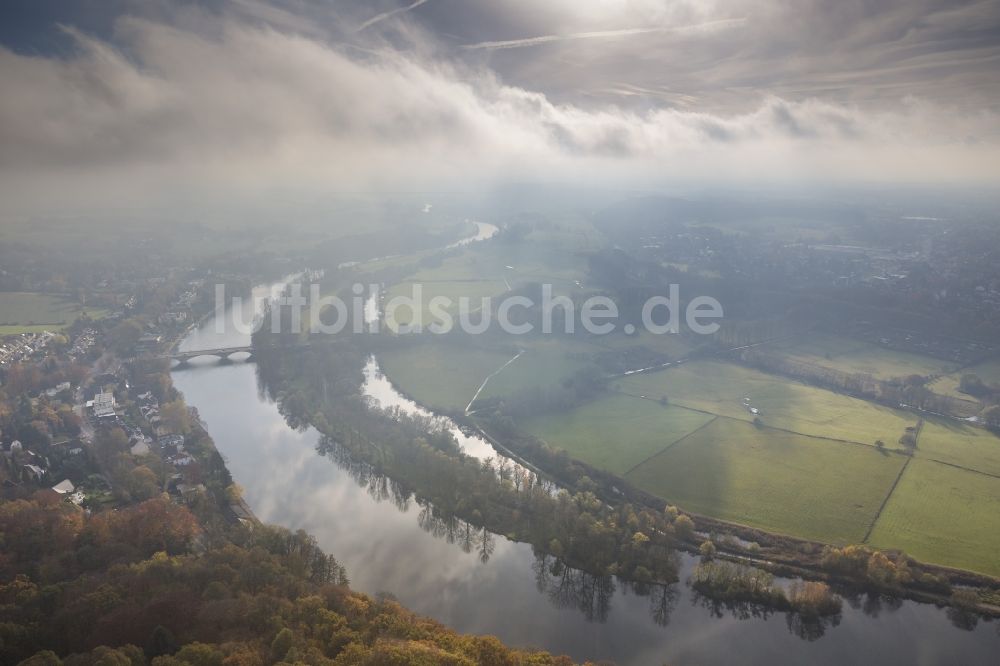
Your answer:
51,479 -> 75,494
92,392 -> 116,419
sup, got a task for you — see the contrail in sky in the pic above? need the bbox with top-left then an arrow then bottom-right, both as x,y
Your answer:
461,18 -> 746,50
357,0 -> 430,32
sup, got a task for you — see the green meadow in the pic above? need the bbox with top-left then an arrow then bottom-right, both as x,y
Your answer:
619,360 -> 918,446
624,417 -> 906,543
377,343 -> 512,412
868,458 -> 1000,577
916,419 -> 1000,477
0,292 -> 107,334
761,332 -> 957,379
521,394 -> 715,476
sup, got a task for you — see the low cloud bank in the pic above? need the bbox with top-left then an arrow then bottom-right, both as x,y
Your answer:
0,8 -> 996,214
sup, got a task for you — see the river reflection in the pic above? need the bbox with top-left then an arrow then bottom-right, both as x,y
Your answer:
173,360 -> 999,665
360,357 -> 499,461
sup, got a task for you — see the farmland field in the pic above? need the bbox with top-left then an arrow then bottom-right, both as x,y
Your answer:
409,236 -> 590,286
590,328 -> 698,362
760,332 -> 957,379
384,280 -> 510,331
393,222 -> 594,290
377,343 -> 512,412
916,419 -> 1000,477
618,360 -> 918,446
475,338 -> 597,403
381,337 -> 1000,576
624,417 -> 906,543
929,358 -> 1000,401
382,338 -> 602,412
955,358 -> 1000,385
0,292 -> 107,334
868,458 -> 1000,577
521,394 -> 715,476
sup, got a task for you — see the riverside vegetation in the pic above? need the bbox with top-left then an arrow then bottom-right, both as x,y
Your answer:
250,316 -> 949,624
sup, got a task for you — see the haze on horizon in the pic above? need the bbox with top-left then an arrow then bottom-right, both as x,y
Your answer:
0,0 -> 998,217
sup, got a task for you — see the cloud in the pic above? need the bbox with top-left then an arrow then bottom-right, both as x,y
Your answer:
0,6 -> 996,215
460,18 -> 746,51
420,0 -> 1000,113
356,0 -> 431,33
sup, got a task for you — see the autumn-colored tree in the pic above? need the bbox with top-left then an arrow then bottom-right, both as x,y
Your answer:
85,497 -> 199,557
172,642 -> 223,666
268,629 -> 293,663
0,500 -> 84,579
95,428 -> 130,463
107,319 -> 144,355
126,466 -> 161,501
787,581 -> 841,617
18,650 -> 62,666
160,401 -> 192,436
673,514 -> 695,541
146,625 -> 179,661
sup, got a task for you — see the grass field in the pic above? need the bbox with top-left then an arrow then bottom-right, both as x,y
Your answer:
521,394 -> 716,476
761,332 -> 956,379
588,328 -> 698,361
929,358 -> 1000,401
0,325 -> 65,335
367,218 -> 606,336
377,343 -> 512,412
409,245 -> 586,286
868,459 -> 1000,577
0,292 -> 107,333
956,358 -> 1000,385
389,221 -> 593,287
926,375 -> 978,403
378,338 -> 1000,575
624,417 -> 906,543
618,360 -> 918,446
914,419 -> 1000,477
379,334 -> 1000,575
384,280 -> 510,331
380,338 -> 601,412
476,338 -> 597,403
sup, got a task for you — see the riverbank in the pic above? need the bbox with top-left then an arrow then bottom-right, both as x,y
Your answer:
168,340 -> 1000,663
472,405 -> 1000,617
360,346 -> 1000,615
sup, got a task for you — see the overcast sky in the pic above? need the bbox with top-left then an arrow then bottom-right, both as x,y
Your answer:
1,0 -> 998,214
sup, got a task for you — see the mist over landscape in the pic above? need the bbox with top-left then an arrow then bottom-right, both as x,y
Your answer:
2,2 -> 1000,665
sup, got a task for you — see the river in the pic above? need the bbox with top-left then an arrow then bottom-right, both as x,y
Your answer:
172,237 -> 999,665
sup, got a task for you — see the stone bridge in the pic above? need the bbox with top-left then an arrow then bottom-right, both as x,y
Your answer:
166,346 -> 255,364
165,338 -> 341,365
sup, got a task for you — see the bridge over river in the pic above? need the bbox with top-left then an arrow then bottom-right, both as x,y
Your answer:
166,345 -> 255,364
165,338 -> 343,365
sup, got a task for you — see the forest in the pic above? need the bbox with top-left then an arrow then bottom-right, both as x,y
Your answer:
0,494 -> 579,665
